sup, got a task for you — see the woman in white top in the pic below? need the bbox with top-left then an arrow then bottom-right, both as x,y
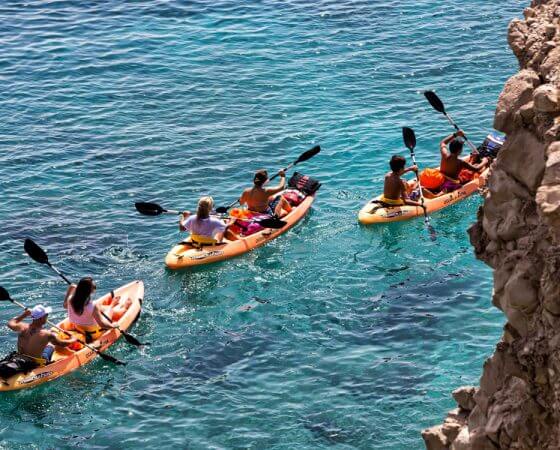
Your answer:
179,196 -> 230,245
63,277 -> 117,342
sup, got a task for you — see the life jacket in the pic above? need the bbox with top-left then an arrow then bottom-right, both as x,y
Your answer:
419,168 -> 445,190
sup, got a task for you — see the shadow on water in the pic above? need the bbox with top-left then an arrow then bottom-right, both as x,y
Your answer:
172,329 -> 272,386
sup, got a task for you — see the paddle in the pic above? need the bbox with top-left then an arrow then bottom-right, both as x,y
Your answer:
24,238 -> 147,348
423,91 -> 479,154
402,127 -> 437,241
0,285 -> 126,366
135,202 -> 286,228
215,144 -> 321,213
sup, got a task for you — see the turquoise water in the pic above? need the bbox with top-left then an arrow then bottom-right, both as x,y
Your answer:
0,1 -> 523,448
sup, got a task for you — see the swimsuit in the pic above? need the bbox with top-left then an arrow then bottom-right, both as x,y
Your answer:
441,174 -> 462,192
379,196 -> 405,206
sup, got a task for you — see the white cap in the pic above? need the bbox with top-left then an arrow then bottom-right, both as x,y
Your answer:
31,304 -> 52,320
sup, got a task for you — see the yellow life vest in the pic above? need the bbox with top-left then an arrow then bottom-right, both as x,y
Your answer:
190,233 -> 218,245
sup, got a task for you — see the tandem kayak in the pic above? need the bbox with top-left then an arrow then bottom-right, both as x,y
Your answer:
165,189 -> 316,269
0,281 -> 143,391
358,168 -> 489,225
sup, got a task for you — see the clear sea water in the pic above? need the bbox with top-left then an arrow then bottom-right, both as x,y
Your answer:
0,1 -> 524,448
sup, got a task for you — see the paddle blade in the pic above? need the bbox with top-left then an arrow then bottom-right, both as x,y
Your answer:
121,331 -> 148,347
215,206 -> 228,214
257,218 -> 287,229
0,286 -> 11,301
295,145 -> 321,164
402,127 -> 416,151
97,350 -> 127,366
424,90 -> 445,114
135,202 -> 164,216
24,239 -> 49,265
427,224 -> 437,241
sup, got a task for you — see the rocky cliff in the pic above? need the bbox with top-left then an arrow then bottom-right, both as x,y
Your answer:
422,1 -> 560,449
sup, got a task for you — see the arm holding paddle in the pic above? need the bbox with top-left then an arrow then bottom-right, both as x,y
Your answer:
7,309 -> 31,332
47,329 -> 78,348
402,165 -> 419,176
424,90 -> 479,155
264,170 -> 286,195
179,211 -> 192,231
440,131 -> 460,156
441,130 -> 489,172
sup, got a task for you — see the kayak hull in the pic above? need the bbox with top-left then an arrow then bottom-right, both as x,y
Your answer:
165,194 -> 315,269
0,280 -> 143,391
358,169 -> 489,225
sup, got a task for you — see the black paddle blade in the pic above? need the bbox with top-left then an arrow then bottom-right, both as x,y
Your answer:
295,145 -> 321,164
257,218 -> 287,229
0,286 -> 11,301
215,206 -> 228,214
402,127 -> 416,151
24,238 -> 49,265
98,350 -> 127,366
135,202 -> 164,216
424,90 -> 445,114
121,331 -> 149,347
428,225 -> 437,241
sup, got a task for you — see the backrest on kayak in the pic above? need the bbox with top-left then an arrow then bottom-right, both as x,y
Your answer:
288,172 -> 321,195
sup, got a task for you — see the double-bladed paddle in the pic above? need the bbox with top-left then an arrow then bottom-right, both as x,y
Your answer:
0,285 -> 126,366
215,144 -> 321,213
423,90 -> 479,154
24,238 -> 147,348
134,202 -> 286,229
402,127 -> 437,241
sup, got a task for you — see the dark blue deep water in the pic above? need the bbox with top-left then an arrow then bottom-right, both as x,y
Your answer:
0,1 -> 524,448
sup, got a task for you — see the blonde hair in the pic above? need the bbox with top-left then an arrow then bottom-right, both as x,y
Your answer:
196,196 -> 214,219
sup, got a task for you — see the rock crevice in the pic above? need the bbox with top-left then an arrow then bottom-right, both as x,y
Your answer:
423,1 -> 560,448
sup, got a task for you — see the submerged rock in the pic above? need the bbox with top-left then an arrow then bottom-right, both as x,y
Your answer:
425,0 -> 560,449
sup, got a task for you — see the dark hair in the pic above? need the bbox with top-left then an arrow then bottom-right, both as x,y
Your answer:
389,155 -> 406,172
71,277 -> 95,316
449,139 -> 464,154
254,169 -> 268,187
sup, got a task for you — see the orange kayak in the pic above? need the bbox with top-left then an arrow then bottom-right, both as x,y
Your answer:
0,281 -> 143,391
165,191 -> 316,269
358,168 -> 489,225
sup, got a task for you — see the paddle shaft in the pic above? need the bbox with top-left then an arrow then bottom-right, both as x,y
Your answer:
408,149 -> 432,228
9,298 -> 114,358
442,112 -> 479,154
268,163 -> 292,182
46,262 -> 72,285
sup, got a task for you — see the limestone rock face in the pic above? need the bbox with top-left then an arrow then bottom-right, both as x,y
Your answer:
424,1 -> 560,449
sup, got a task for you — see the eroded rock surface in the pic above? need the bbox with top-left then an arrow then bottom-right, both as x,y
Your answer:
423,1 -> 560,449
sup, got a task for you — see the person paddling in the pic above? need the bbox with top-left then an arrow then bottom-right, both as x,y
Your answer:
381,155 -> 427,208
6,305 -> 76,367
64,277 -> 119,343
179,196 -> 230,245
239,169 -> 292,217
440,130 -> 488,192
